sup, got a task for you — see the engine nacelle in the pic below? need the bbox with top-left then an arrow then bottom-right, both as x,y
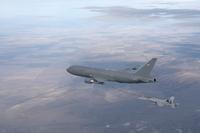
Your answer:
84,79 -> 95,84
84,78 -> 104,84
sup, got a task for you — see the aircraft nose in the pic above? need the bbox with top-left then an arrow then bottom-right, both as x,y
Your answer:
66,66 -> 73,73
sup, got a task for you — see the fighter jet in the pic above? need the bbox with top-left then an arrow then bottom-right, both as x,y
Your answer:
139,96 -> 178,108
67,58 -> 157,84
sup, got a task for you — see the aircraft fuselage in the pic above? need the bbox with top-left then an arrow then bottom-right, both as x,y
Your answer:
67,65 -> 154,83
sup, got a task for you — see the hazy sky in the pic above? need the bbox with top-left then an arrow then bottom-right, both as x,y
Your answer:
0,0 -> 200,133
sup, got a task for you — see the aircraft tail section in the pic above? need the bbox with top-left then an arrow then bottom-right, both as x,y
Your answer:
135,58 -> 157,77
169,96 -> 175,104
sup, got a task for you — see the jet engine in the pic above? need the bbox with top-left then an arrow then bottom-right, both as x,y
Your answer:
84,78 -> 95,84
84,78 -> 104,84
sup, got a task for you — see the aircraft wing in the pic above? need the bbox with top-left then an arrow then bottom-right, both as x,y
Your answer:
138,96 -> 154,101
124,67 -> 137,71
120,66 -> 139,73
156,102 -> 165,107
138,96 -> 164,106
93,76 -> 105,83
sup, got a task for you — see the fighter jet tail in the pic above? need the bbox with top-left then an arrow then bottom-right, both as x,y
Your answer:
169,96 -> 175,104
135,58 -> 157,77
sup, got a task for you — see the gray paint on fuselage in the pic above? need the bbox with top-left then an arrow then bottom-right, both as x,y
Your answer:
67,58 -> 157,84
67,65 -> 142,83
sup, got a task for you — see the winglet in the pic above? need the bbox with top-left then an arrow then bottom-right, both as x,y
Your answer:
135,58 -> 157,77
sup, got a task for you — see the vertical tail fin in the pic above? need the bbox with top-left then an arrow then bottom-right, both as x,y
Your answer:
135,58 -> 157,77
169,96 -> 175,104
169,96 -> 177,108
